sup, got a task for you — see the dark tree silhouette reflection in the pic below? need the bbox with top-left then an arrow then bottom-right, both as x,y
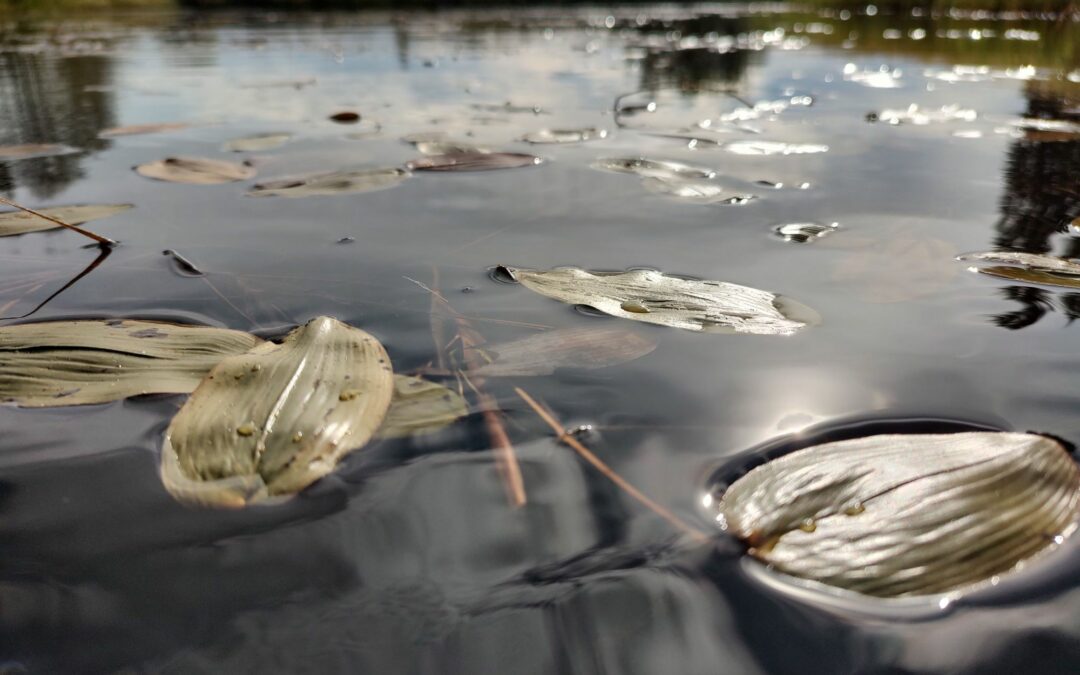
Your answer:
991,81 -> 1080,329
0,49 -> 116,200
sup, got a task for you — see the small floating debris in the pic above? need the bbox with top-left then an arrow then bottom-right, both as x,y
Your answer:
472,101 -> 544,115
872,104 -> 977,126
0,203 -> 132,237
494,266 -> 815,335
223,133 -> 291,152
247,167 -> 410,198
952,129 -> 983,139
722,141 -> 829,156
99,122 -> 190,138
329,111 -> 361,124
522,127 -> 608,144
773,222 -> 838,243
712,431 -> 1080,598
0,143 -> 78,160
406,152 -> 541,172
135,157 -> 256,184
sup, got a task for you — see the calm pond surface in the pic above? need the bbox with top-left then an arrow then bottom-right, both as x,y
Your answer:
2,3 -> 1080,673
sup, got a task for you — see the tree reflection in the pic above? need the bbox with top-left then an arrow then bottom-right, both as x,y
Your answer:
991,81 -> 1080,329
0,49 -> 116,200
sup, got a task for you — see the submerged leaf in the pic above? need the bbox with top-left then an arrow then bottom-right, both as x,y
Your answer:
377,375 -> 468,439
833,235 -> 957,303
0,204 -> 132,237
99,122 -> 190,138
247,168 -> 410,198
470,326 -> 658,376
522,128 -> 608,144
161,316 -> 394,507
135,157 -> 256,184
497,266 -> 814,335
715,432 -> 1080,598
223,133 -> 291,152
0,320 -> 264,407
406,153 -> 541,172
0,143 -> 77,160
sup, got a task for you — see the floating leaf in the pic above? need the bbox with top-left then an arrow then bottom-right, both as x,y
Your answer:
592,157 -> 716,181
873,104 -> 977,126
0,203 -> 132,237
714,432 -> 1080,598
161,316 -> 394,507
99,122 -> 190,138
409,138 -> 489,155
247,168 -> 410,198
329,111 -> 361,124
959,251 -> 1080,290
522,128 -> 608,144
640,178 -> 754,204
0,320 -> 264,407
773,222 -> 839,244
469,326 -> 658,377
406,153 -> 541,172
722,141 -> 829,156
135,157 -> 256,184
0,143 -> 77,160
497,266 -> 814,335
223,133 -> 291,152
377,375 -> 468,439
843,68 -> 902,88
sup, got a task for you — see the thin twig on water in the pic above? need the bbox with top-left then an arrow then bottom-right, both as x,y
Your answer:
515,386 -> 708,542
0,196 -> 116,246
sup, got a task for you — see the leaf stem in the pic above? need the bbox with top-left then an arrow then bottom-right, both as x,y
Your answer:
0,196 -> 116,246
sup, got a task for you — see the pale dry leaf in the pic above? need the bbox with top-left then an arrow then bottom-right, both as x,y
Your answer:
716,432 -> 1080,598
0,319 -> 264,407
498,266 -> 815,335
161,316 -> 394,507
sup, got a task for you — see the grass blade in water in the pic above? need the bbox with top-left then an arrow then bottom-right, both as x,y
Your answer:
0,320 -> 264,407
161,316 -> 394,507
715,432 -> 1080,598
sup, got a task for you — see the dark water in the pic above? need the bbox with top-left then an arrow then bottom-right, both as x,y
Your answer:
2,4 -> 1080,674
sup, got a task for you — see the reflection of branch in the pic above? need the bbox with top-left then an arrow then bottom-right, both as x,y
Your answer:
0,195 -> 116,246
515,387 -> 708,543
0,245 -> 111,321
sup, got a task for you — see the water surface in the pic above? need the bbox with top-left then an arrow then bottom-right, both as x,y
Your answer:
2,5 -> 1080,674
